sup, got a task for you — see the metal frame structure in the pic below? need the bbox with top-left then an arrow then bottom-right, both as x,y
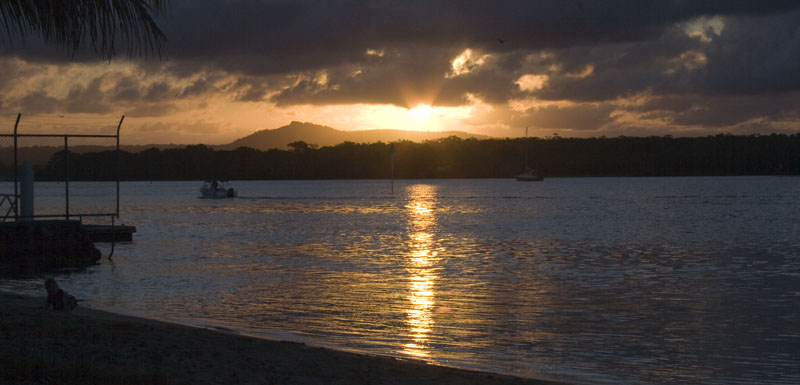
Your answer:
1,113 -> 124,223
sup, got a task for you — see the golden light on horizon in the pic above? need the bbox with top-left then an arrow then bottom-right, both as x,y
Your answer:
343,103 -> 472,133
408,103 -> 432,120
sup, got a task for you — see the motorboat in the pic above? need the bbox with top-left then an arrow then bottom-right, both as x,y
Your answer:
200,180 -> 237,198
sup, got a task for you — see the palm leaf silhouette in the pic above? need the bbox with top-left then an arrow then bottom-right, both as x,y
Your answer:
0,0 -> 168,59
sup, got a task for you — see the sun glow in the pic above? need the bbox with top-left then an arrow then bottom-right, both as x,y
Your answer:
408,103 -> 432,120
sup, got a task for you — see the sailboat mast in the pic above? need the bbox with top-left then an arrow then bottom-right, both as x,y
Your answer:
525,127 -> 529,169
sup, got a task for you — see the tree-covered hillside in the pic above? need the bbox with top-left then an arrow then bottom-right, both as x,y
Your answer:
32,134 -> 800,181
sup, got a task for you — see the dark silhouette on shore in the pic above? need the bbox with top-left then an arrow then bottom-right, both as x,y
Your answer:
21,133 -> 800,181
44,278 -> 78,312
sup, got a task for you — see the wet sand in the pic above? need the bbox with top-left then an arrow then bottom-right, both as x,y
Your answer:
0,291 -> 569,385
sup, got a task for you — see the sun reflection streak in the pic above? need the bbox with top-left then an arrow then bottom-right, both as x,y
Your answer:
401,184 -> 439,359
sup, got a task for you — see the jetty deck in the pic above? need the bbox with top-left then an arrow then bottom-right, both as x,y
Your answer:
82,224 -> 136,242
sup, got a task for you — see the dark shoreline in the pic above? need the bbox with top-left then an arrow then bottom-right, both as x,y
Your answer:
0,291 -> 572,385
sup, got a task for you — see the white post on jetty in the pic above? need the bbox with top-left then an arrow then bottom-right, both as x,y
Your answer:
20,160 -> 34,221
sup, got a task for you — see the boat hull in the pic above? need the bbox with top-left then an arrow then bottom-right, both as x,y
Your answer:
514,170 -> 544,181
515,175 -> 544,181
200,187 -> 237,199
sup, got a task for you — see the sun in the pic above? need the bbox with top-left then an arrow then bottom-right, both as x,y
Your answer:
408,103 -> 432,120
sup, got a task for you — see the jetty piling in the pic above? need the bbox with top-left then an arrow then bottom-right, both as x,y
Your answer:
19,161 -> 33,221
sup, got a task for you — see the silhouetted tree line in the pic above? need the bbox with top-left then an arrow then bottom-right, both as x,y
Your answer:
34,134 -> 800,180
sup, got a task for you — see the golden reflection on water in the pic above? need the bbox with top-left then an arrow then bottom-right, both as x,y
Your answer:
402,184 -> 439,359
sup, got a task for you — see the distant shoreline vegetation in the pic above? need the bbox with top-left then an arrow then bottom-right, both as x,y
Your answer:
9,134 -> 800,180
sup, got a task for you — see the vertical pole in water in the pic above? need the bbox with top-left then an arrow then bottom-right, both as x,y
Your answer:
389,143 -> 395,195
108,115 -> 124,260
64,136 -> 69,220
524,127 -> 529,170
13,113 -> 20,220
19,161 -> 33,221
391,154 -> 394,195
115,115 -> 124,218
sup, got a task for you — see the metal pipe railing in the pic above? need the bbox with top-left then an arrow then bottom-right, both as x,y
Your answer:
0,194 -> 18,222
1,113 -> 123,222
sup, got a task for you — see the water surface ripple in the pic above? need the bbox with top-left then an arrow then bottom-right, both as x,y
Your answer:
2,177 -> 799,384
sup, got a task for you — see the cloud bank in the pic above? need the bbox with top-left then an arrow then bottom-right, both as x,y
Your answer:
1,0 -> 798,142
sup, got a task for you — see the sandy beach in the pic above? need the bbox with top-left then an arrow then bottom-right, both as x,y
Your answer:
0,291 -> 568,385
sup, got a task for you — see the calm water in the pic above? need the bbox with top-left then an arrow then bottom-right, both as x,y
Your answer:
2,177 -> 799,384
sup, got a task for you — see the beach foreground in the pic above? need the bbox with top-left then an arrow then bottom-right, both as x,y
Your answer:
0,292 -> 567,385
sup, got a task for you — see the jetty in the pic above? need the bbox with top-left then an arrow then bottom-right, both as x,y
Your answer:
83,223 -> 137,242
1,113 -> 133,274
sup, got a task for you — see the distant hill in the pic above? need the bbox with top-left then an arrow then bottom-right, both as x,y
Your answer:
0,122 -> 487,167
217,121 -> 489,151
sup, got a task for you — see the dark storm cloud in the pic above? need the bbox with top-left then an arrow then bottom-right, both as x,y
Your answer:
177,76 -> 216,97
271,46 -> 458,106
110,76 -> 142,102
64,77 -> 112,114
516,104 -> 616,131
531,25 -> 703,101
0,59 -> 189,117
145,0 -> 799,71
694,10 -> 800,95
234,83 -> 268,102
664,94 -> 800,127
8,0 -> 796,72
225,0 -> 799,116
18,91 -> 60,114
2,0 -> 800,133
540,8 -> 800,100
145,81 -> 177,100
126,102 -> 178,117
0,58 -> 25,90
228,76 -> 276,102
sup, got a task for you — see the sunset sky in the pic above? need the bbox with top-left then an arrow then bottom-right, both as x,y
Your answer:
1,1 -> 799,145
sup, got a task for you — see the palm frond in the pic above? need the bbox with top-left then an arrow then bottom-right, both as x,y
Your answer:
0,0 -> 168,59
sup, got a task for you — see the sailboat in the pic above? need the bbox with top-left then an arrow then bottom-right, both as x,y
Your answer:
515,127 -> 544,181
